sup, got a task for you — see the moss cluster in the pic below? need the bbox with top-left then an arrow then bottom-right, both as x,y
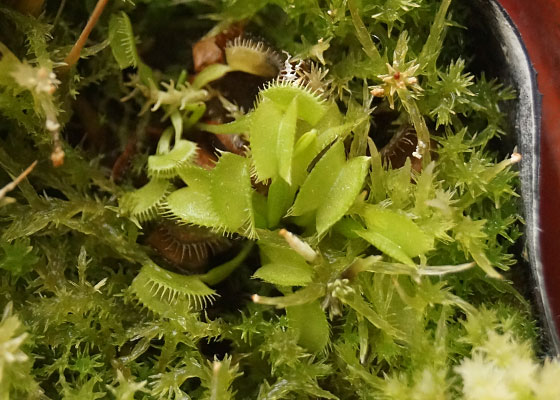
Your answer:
0,0 -> 558,399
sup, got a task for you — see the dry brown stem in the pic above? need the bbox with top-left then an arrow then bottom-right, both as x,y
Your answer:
0,160 -> 38,202
61,0 -> 110,71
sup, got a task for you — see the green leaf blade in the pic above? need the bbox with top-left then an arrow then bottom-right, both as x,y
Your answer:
253,263 -> 313,287
192,64 -> 232,89
316,155 -> 370,236
291,140 -> 346,216
249,98 -> 282,182
361,205 -> 433,259
165,186 -> 222,229
267,178 -> 294,228
355,229 -> 415,266
277,98 -> 298,184
292,129 -> 319,187
253,243 -> 313,286
210,153 -> 255,237
287,301 -> 329,353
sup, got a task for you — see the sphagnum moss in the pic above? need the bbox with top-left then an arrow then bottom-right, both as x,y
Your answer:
0,0 -> 557,399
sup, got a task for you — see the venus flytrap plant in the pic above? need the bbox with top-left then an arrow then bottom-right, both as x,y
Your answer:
164,152 -> 257,238
249,81 -> 328,183
252,232 -> 407,349
354,204 -> 434,266
119,178 -> 171,223
108,11 -> 152,85
129,261 -> 217,317
147,129 -> 199,179
253,230 -> 317,287
0,0 -> 556,398
225,37 -> 282,78
110,11 -> 212,149
201,79 -> 364,232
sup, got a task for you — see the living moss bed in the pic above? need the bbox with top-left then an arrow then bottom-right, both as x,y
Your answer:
0,1 -> 559,399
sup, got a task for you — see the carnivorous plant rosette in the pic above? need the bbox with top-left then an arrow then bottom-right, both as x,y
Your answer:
0,0 -> 558,399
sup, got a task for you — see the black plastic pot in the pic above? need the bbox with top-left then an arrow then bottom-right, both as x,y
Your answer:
475,0 -> 559,355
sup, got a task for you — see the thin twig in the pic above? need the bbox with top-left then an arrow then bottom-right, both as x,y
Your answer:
0,161 -> 38,201
61,0 -> 110,71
